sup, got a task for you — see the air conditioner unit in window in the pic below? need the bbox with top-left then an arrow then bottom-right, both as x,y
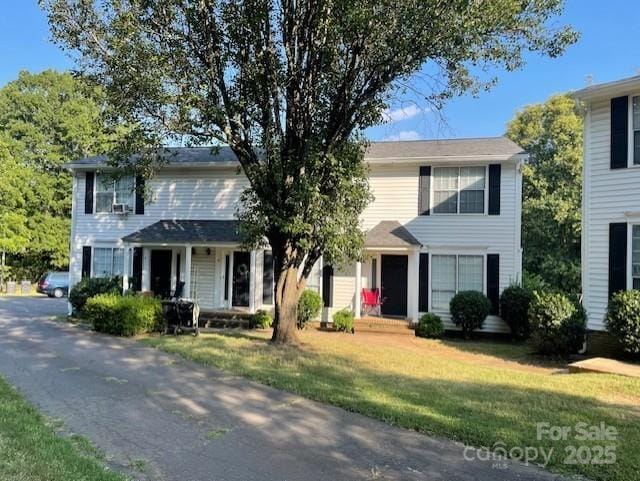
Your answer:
112,203 -> 131,214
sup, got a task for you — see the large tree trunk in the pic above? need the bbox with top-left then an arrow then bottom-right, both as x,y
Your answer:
271,266 -> 303,344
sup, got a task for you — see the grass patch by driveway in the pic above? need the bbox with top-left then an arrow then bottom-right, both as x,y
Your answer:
142,330 -> 640,481
0,375 -> 124,481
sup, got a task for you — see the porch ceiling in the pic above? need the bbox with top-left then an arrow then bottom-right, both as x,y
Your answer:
122,219 -> 240,244
365,221 -> 421,249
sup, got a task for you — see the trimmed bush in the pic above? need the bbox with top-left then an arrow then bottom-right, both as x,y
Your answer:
449,291 -> 491,339
252,310 -> 273,329
297,289 -> 322,329
415,313 -> 444,339
69,277 -> 121,313
606,290 -> 640,356
84,293 -> 162,336
528,291 -> 586,355
333,309 -> 354,332
500,284 -> 534,340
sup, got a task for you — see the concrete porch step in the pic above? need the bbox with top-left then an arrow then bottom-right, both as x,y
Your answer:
198,310 -> 254,329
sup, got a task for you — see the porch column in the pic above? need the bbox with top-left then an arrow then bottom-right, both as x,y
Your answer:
184,244 -> 192,299
249,250 -> 257,314
354,261 -> 362,319
122,246 -> 130,293
141,247 -> 151,291
408,249 -> 420,323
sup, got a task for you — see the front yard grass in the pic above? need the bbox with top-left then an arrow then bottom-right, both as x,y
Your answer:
141,330 -> 640,481
0,375 -> 124,481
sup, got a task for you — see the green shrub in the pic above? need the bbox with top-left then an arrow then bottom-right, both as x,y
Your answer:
69,277 -> 121,313
500,284 -> 534,340
606,290 -> 640,356
252,310 -> 273,329
449,291 -> 491,339
522,270 -> 549,294
84,293 -> 162,336
297,290 -> 322,329
528,291 -> 586,355
333,309 -> 354,332
415,313 -> 444,338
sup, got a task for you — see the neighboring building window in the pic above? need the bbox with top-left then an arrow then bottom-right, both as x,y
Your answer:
431,254 -> 484,310
432,166 -> 485,214
306,260 -> 321,293
92,247 -> 124,278
95,175 -> 134,213
632,225 -> 640,289
633,96 -> 640,165
262,251 -> 274,304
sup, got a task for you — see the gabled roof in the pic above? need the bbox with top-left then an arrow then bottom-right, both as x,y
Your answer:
122,219 -> 241,244
64,137 -> 525,169
573,75 -> 640,101
365,221 -> 421,248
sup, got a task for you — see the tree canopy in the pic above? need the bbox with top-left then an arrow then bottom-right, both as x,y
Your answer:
0,70 -> 118,279
506,94 -> 582,293
43,0 -> 577,343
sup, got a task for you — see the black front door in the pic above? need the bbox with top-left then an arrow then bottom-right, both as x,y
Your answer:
381,255 -> 408,317
150,250 -> 172,298
232,251 -> 251,307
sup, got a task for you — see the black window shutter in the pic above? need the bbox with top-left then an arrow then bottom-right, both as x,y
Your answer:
418,253 -> 429,312
84,172 -> 94,214
262,251 -> 274,304
488,164 -> 501,215
418,166 -> 431,215
322,265 -> 333,307
224,255 -> 230,300
132,247 -> 143,291
135,175 -> 145,214
81,246 -> 92,278
611,96 -> 629,169
486,254 -> 500,315
609,223 -> 628,298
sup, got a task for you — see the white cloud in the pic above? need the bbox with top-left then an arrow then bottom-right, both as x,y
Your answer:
381,104 -> 422,123
383,130 -> 421,141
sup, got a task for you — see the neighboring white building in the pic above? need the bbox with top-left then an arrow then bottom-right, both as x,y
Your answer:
576,75 -> 640,332
65,138 -> 525,332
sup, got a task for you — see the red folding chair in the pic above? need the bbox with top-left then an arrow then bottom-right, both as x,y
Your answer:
361,288 -> 382,316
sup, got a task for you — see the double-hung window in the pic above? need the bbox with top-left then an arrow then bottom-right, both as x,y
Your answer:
95,175 -> 135,213
431,254 -> 484,310
92,247 -> 125,278
633,96 -> 640,165
432,166 -> 486,214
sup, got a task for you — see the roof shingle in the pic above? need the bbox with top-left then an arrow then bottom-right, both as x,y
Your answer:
122,219 -> 241,244
365,221 -> 421,248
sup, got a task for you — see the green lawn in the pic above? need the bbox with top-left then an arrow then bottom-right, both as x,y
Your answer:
0,375 -> 125,481
142,330 -> 640,481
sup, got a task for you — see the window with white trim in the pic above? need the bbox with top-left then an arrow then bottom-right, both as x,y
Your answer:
632,225 -> 640,289
432,166 -> 485,214
92,247 -> 125,278
633,96 -> 640,165
95,175 -> 134,213
431,254 -> 484,310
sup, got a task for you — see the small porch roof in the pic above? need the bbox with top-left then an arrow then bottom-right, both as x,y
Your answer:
122,219 -> 241,245
365,221 -> 421,249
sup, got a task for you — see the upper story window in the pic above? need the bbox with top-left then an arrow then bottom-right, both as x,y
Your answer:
633,96 -> 640,165
432,166 -> 485,214
95,175 -> 134,213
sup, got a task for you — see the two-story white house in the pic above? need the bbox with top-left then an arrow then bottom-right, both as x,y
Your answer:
576,75 -> 640,335
65,137 -> 525,332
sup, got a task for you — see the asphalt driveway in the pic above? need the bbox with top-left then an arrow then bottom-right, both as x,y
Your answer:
0,296 -> 565,481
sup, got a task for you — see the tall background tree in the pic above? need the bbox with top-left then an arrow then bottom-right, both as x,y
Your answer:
0,70 -> 119,281
43,0 -> 577,344
506,94 -> 582,293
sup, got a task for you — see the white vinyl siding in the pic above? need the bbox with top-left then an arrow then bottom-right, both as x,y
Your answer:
582,95 -> 640,330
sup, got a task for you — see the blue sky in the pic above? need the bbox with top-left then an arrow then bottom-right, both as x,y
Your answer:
1,1 -> 639,141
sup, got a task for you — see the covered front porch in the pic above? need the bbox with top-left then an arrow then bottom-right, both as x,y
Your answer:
352,221 -> 422,324
121,219 -> 264,314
